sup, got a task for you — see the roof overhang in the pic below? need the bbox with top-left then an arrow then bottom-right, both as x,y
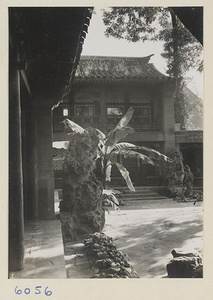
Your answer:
9,7 -> 93,100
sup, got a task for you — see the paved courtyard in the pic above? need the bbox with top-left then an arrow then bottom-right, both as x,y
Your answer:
103,200 -> 203,278
9,200 -> 203,279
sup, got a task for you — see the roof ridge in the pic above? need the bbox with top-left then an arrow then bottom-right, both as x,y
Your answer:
80,54 -> 154,62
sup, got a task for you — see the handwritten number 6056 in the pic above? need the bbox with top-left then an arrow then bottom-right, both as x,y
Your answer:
15,286 -> 52,296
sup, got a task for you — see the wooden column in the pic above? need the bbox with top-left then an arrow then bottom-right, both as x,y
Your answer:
161,82 -> 176,182
9,48 -> 25,271
100,86 -> 107,132
35,103 -> 55,220
162,82 -> 176,154
21,94 -> 38,220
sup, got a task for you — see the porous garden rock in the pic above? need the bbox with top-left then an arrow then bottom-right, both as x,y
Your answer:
84,232 -> 139,278
60,128 -> 105,242
165,150 -> 194,201
166,248 -> 203,278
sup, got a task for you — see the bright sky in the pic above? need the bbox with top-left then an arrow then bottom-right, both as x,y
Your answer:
82,7 -> 203,98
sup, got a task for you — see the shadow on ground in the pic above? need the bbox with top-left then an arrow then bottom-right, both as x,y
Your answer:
104,206 -> 203,278
10,220 -> 67,279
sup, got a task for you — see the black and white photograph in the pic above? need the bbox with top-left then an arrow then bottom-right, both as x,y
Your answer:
6,3 -> 207,295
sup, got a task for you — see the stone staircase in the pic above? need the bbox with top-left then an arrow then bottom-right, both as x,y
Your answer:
112,186 -> 168,206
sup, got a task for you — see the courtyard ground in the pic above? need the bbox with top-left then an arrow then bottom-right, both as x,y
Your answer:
9,197 -> 203,279
64,199 -> 203,278
103,200 -> 203,278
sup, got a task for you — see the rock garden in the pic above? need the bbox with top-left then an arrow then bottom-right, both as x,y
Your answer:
59,109 -> 203,278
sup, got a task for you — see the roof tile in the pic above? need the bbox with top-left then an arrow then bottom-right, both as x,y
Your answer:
75,55 -> 171,83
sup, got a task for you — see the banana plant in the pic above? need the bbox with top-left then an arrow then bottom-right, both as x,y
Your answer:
102,189 -> 121,211
62,107 -> 171,193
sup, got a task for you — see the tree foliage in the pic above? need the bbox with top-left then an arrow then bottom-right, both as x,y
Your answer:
157,8 -> 203,78
102,7 -> 202,78
102,7 -> 203,127
103,7 -> 161,42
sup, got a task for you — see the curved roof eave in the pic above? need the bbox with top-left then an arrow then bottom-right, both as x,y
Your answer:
73,77 -> 173,86
74,55 -> 173,83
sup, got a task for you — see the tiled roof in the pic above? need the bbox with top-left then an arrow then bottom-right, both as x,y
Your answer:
74,55 -> 171,84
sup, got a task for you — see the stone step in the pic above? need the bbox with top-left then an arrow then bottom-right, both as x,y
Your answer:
111,186 -> 168,204
120,192 -> 161,198
118,189 -> 158,194
121,200 -> 167,206
109,186 -> 164,194
120,195 -> 167,200
121,196 -> 167,202
112,185 -> 162,191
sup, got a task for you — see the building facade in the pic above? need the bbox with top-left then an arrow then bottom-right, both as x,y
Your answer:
53,55 -> 203,188
53,56 -> 175,186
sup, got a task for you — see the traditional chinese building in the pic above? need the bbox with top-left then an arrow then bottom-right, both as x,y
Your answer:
9,7 -> 203,277
53,55 -> 203,188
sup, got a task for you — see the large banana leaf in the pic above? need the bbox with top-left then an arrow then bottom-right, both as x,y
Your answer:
103,189 -> 121,195
94,128 -> 106,155
113,142 -> 140,151
95,128 -> 106,139
105,126 -> 135,148
137,146 -> 171,162
105,164 -> 112,182
102,189 -> 121,210
115,163 -> 135,191
114,107 -> 134,129
62,119 -> 84,134
105,107 -> 134,148
112,143 -> 171,162
111,149 -> 158,166
102,189 -> 120,205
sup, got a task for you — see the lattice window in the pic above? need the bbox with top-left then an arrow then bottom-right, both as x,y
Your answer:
74,104 -> 95,117
132,106 -> 151,123
107,106 -> 125,116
